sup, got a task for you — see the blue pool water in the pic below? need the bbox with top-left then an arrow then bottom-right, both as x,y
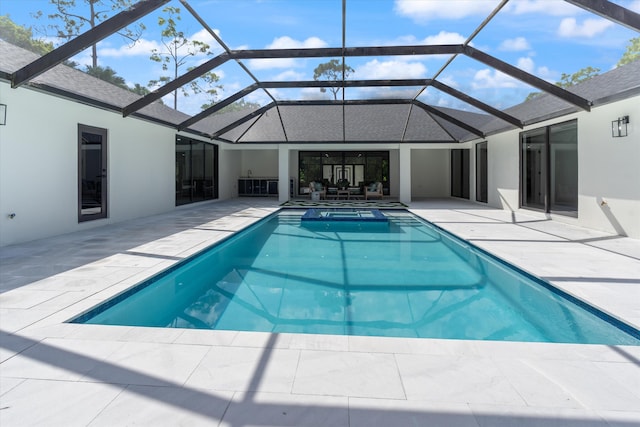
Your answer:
73,209 -> 640,345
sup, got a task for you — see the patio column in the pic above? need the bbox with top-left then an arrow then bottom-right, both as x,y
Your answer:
278,144 -> 290,203
399,145 -> 411,204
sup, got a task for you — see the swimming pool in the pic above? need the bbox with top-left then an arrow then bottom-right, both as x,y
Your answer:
72,209 -> 640,345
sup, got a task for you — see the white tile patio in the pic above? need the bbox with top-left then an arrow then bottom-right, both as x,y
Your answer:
1,198 -> 639,426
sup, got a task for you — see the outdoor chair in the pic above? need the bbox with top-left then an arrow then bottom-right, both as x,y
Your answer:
365,182 -> 383,200
309,181 -> 326,200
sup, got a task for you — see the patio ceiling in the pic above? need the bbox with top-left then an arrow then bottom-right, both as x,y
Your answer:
6,0 -> 640,143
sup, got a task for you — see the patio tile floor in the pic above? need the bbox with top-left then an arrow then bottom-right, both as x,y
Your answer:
1,198 -> 639,426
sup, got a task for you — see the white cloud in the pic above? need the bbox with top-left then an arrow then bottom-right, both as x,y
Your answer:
499,37 -> 530,51
386,31 -> 466,46
394,0 -> 497,21
70,49 -> 93,68
218,81 -> 242,98
439,75 -> 459,89
266,36 -> 327,50
517,57 -> 535,74
354,59 -> 427,80
99,38 -> 163,58
247,36 -> 328,70
99,28 -> 224,59
536,66 -> 553,80
506,0 -> 576,16
421,31 -> 467,45
189,28 -> 224,55
191,28 -> 219,43
245,91 -> 271,106
496,56 -> 554,83
271,70 -> 307,81
472,68 -> 520,90
515,57 -> 556,82
558,17 -> 614,38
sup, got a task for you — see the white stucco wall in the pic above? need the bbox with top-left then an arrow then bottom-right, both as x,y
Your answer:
389,149 -> 400,198
0,83 -> 176,246
218,145 -> 241,199
225,144 -> 403,199
2,81 -> 638,245
410,149 -> 450,198
239,149 -> 279,178
484,131 -> 520,211
481,94 -> 640,238
577,96 -> 640,238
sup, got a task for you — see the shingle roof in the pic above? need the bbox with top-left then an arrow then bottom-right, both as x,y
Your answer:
2,39 -> 639,144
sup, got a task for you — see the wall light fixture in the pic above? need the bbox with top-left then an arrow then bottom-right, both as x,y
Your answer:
611,115 -> 629,137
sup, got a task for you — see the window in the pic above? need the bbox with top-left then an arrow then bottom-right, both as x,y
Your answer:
476,142 -> 488,203
176,136 -> 218,206
520,120 -> 577,216
451,149 -> 470,199
298,151 -> 389,195
78,124 -> 107,222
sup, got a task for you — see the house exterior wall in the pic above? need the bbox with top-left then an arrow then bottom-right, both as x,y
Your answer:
484,131 -> 520,211
227,145 -> 403,198
0,83 -> 173,246
410,149 -> 450,198
577,96 -> 639,238
218,145 -> 241,199
389,149 -> 400,198
240,149 -> 279,179
481,94 -> 640,238
1,81 -> 638,246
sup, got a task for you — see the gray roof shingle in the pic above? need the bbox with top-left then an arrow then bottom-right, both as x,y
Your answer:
2,40 -> 638,144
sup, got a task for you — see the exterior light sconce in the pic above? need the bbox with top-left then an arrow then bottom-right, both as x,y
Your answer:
611,115 -> 629,137
0,104 -> 6,125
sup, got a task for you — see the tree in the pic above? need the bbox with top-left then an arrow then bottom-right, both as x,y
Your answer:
130,83 -> 153,97
556,66 -> 600,88
85,64 -> 128,89
0,14 -> 54,55
149,6 -> 221,110
213,99 -> 262,114
525,66 -> 600,101
33,0 -> 145,68
526,36 -> 639,101
313,59 -> 354,100
190,69 -> 223,111
617,36 -> 639,67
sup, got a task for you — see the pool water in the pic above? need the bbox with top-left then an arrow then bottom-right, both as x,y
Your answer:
73,209 -> 640,345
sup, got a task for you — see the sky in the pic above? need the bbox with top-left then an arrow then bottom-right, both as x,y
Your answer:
2,0 -> 639,115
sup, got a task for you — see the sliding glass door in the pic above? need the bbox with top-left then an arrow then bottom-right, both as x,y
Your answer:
476,142 -> 488,203
451,149 -> 470,199
298,151 -> 389,196
176,136 -> 218,206
549,121 -> 578,213
521,120 -> 577,215
521,128 -> 546,210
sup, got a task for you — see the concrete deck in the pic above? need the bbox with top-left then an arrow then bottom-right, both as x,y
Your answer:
1,198 -> 639,426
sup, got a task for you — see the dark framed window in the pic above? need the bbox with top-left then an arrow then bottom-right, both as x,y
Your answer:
520,120 -> 577,216
476,142 -> 488,203
298,151 -> 389,195
176,136 -> 218,206
451,149 -> 470,199
78,124 -> 107,222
